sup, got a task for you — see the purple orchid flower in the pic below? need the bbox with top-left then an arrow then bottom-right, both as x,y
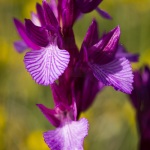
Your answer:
14,1 -> 70,85
37,83 -> 89,150
129,66 -> 150,150
76,20 -> 134,94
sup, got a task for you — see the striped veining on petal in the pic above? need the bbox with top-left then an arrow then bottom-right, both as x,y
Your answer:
89,57 -> 133,94
43,118 -> 89,150
24,44 -> 70,85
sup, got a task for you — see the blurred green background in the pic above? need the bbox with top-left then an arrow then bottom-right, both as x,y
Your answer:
0,0 -> 150,150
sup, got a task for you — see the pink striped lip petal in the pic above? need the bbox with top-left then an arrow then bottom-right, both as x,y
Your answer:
89,57 -> 133,94
43,118 -> 89,150
24,44 -> 70,85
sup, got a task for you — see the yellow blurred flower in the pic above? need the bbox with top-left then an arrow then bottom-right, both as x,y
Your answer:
26,130 -> 49,150
0,106 -> 6,149
0,38 -> 10,64
0,106 -> 6,142
0,106 -> 6,129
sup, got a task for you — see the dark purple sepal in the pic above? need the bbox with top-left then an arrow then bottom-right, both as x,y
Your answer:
73,73 -> 104,116
129,66 -> 150,110
61,27 -> 79,58
36,3 -> 46,26
61,0 -> 76,28
140,66 -> 150,107
50,83 -> 69,106
37,104 -> 60,127
42,0 -> 58,28
89,26 -> 120,64
76,0 -> 102,13
49,0 -> 58,19
79,45 -> 89,64
137,109 -> 150,140
96,7 -> 112,20
13,18 -> 40,50
80,75 -> 103,112
142,66 -> 150,87
82,19 -> 99,49
129,71 -> 143,109
115,45 -> 139,62
50,83 -> 77,121
25,19 -> 49,47
14,40 -> 28,53
74,45 -> 90,81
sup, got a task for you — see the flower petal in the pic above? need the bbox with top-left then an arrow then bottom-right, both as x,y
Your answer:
24,44 -> 70,85
42,0 -> 58,27
36,3 -> 46,26
25,19 -> 49,47
13,18 -> 40,50
61,0 -> 76,28
115,45 -> 139,62
89,26 -> 120,64
31,12 -> 41,27
96,8 -> 112,19
99,26 -> 120,53
14,40 -> 28,53
49,0 -> 58,19
89,57 -> 133,94
73,73 -> 104,116
37,104 -> 60,127
129,66 -> 150,109
43,118 -> 89,150
82,19 -> 99,48
129,71 -> 143,109
142,66 -> 150,86
80,75 -> 103,112
50,83 -> 69,106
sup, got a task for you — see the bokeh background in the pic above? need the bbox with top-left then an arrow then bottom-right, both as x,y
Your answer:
1,0 -> 150,150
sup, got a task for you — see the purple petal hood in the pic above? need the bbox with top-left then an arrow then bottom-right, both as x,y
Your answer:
13,18 -> 40,50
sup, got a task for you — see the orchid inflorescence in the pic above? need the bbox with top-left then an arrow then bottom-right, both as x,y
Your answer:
14,0 -> 141,150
